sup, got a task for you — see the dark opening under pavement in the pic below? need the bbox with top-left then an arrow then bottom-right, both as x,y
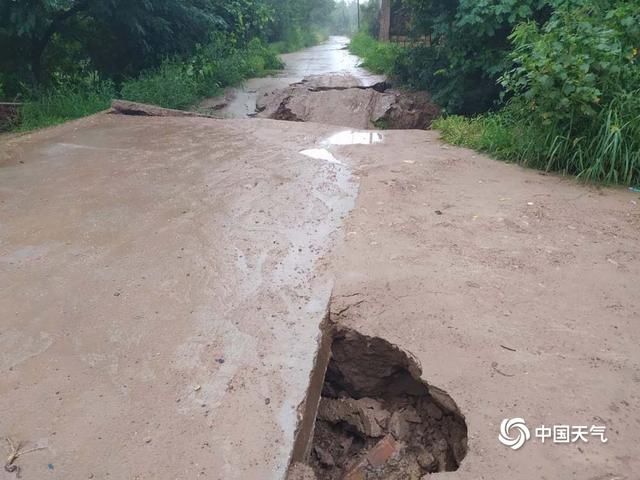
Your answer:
289,327 -> 468,480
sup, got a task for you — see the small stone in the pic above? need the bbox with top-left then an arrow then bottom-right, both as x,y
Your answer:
388,411 -> 411,440
425,402 -> 443,420
364,435 -> 399,467
314,446 -> 335,467
416,449 -> 437,471
401,406 -> 422,423
264,397 -> 271,405
194,385 -> 201,391
144,437 -> 152,444
113,292 -> 120,297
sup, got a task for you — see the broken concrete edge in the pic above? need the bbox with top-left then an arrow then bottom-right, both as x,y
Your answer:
287,312 -> 335,472
110,99 -> 213,119
285,309 -> 468,479
295,80 -> 393,94
256,76 -> 440,130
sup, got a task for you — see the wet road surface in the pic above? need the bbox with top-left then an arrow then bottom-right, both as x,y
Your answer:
199,36 -> 385,118
2,35 -> 640,480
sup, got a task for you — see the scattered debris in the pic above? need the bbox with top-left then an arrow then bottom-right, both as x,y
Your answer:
491,361 -> 515,377
4,437 -> 46,474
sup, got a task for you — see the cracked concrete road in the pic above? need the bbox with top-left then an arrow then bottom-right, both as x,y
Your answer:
198,36 -> 384,118
1,74 -> 640,480
328,130 -> 640,479
0,115 -> 357,479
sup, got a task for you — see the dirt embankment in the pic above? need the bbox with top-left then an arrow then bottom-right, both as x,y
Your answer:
255,75 -> 439,130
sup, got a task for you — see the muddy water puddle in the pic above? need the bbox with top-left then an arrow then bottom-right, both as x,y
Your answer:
299,130 -> 384,167
300,149 -> 343,165
325,131 -> 383,146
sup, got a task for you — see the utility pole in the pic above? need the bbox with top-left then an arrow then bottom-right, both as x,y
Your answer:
379,0 -> 391,42
357,0 -> 360,32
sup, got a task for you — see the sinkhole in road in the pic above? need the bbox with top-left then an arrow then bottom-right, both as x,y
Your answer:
289,327 -> 468,480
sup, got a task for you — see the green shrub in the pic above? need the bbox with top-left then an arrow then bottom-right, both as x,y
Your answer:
435,1 -> 640,185
348,32 -> 401,76
502,1 -> 639,127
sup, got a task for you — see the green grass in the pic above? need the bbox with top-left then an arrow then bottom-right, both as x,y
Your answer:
16,79 -> 114,131
121,38 -> 283,110
14,38 -> 284,131
348,32 -> 401,76
433,93 -> 640,185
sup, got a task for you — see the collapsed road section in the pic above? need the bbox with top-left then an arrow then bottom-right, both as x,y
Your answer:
288,326 -> 468,480
255,75 -> 439,130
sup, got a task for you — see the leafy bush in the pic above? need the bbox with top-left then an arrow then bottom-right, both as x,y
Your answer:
503,1 -> 639,125
434,1 -> 640,185
348,32 -> 402,76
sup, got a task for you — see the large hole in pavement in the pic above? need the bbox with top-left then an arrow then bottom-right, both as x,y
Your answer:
289,327 -> 468,480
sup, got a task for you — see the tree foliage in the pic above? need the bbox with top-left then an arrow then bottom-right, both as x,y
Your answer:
502,0 -> 640,125
0,0 -> 333,98
394,0 -> 553,114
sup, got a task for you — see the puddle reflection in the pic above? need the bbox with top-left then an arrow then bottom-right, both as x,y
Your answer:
300,148 -> 343,165
326,131 -> 383,146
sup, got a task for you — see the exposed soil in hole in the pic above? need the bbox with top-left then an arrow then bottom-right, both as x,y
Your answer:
290,327 -> 468,480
